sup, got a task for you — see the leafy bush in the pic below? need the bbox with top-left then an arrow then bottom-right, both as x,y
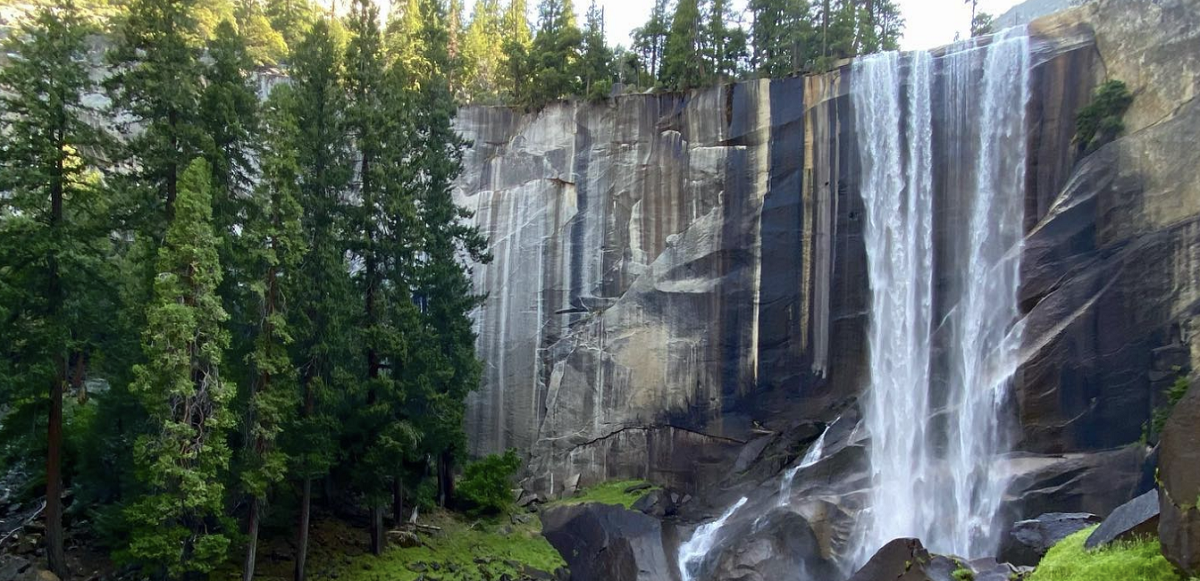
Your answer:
1153,374 -> 1192,435
456,449 -> 521,514
1076,80 -> 1134,153
1028,525 -> 1180,581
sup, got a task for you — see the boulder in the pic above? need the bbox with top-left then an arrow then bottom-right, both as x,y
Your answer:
1085,489 -> 1160,548
1001,512 -> 1100,566
1002,446 -> 1153,524
540,503 -> 673,581
630,489 -> 677,518
845,538 -> 959,581
1158,383 -> 1200,574
700,510 -> 841,581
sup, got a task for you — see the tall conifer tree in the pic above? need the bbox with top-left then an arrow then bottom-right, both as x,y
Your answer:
285,19 -> 354,581
0,3 -> 107,576
124,159 -> 232,579
106,0 -> 205,225
239,84 -> 304,581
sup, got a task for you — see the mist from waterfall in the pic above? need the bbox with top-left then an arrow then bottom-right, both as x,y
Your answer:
852,28 -> 1031,564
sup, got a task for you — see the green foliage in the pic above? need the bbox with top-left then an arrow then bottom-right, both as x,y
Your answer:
661,0 -> 703,90
236,83 -> 305,503
123,159 -> 234,579
971,12 -> 994,38
516,0 -> 582,108
953,567 -> 975,581
1151,373 -> 1191,438
558,479 -> 659,509
1028,525 -> 1181,581
456,450 -> 522,514
282,511 -> 564,581
578,0 -> 614,100
1076,80 -> 1134,153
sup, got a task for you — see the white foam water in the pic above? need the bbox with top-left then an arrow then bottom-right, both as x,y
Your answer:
852,28 -> 1031,563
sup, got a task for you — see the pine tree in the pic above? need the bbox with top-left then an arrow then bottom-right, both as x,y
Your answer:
631,0 -> 668,80
343,0 -> 415,553
406,0 -> 490,508
0,3 -> 107,576
264,0 -> 317,55
105,0 -> 206,224
461,0 -> 504,102
284,19 -> 354,581
199,19 -> 260,297
661,0 -> 704,90
226,0 -> 287,67
500,0 -> 532,101
386,0 -> 427,76
705,0 -> 748,80
749,0 -> 812,77
577,0 -> 613,100
525,0 -> 582,107
238,84 -> 304,581
123,158 -> 233,579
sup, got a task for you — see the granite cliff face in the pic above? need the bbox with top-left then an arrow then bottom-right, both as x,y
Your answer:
453,0 -> 1200,513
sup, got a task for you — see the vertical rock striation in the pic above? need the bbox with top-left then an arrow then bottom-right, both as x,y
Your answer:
454,0 -> 1200,513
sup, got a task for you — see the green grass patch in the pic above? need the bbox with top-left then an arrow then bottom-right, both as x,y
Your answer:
217,510 -> 565,581
315,511 -> 564,581
554,479 -> 659,509
1028,525 -> 1184,581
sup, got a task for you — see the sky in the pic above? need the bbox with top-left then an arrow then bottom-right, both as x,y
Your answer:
594,0 -> 1026,51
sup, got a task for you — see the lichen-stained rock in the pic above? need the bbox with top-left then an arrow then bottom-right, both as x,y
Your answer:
1017,0 -> 1200,455
454,75 -> 866,494
453,0 -> 1200,497
1158,382 -> 1200,574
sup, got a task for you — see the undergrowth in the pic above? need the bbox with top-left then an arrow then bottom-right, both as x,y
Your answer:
554,479 -> 659,509
1028,525 -> 1184,581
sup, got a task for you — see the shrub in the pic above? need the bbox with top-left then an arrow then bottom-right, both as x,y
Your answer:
1153,374 -> 1192,434
1076,80 -> 1133,153
1028,525 -> 1180,581
456,449 -> 522,514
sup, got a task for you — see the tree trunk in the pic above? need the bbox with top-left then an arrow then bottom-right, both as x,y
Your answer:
46,150 -> 68,580
294,477 -> 312,581
46,367 -> 66,579
243,498 -> 261,581
436,452 -> 454,508
166,107 -> 178,221
822,0 -> 831,57
369,505 -> 384,555
392,477 -> 404,526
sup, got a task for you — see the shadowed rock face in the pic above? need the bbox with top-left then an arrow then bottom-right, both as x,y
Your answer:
454,76 -> 865,494
454,0 -> 1200,507
1159,382 -> 1200,574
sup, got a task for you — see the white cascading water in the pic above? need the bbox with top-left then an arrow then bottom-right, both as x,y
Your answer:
778,423 -> 832,507
677,497 -> 749,581
853,28 -> 1031,564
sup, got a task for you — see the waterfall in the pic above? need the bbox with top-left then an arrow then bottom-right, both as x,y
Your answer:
779,422 -> 832,507
853,28 -> 1030,563
677,497 -> 749,581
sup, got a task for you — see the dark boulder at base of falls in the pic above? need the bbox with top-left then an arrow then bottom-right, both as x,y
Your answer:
700,510 -> 841,581
845,538 -> 961,581
540,502 -> 676,581
1000,512 -> 1100,566
1084,489 -> 1160,549
1158,381 -> 1200,575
